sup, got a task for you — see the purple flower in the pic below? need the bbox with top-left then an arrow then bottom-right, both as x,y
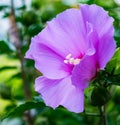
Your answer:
25,4 -> 116,113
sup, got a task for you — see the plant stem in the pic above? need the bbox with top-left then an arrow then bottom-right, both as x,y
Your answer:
18,49 -> 31,99
9,0 -> 33,125
99,105 -> 108,125
10,0 -> 31,100
102,105 -> 108,125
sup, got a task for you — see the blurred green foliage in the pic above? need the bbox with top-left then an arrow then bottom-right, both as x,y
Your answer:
0,0 -> 120,125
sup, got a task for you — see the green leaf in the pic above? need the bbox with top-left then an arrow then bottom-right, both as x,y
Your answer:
109,7 -> 120,21
0,66 -> 17,72
3,101 -> 46,119
107,75 -> 120,86
113,86 -> 120,104
0,5 -> 10,11
116,115 -> 120,125
114,26 -> 120,47
2,12 -> 11,18
16,5 -> 26,10
106,48 -> 120,75
32,0 -> 44,9
7,72 -> 21,81
94,0 -> 117,9
0,40 -> 15,54
27,24 -> 43,36
0,84 -> 11,100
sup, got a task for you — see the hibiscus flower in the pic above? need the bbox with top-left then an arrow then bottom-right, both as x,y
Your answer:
25,4 -> 116,113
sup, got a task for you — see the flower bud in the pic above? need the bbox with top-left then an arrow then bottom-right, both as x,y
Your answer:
91,86 -> 111,106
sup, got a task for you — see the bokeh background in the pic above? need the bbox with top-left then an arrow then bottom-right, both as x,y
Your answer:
0,0 -> 120,125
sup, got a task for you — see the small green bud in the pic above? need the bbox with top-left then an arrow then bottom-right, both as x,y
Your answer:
91,86 -> 111,106
22,11 -> 38,26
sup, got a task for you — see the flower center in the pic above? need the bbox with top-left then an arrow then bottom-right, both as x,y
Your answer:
64,53 -> 81,65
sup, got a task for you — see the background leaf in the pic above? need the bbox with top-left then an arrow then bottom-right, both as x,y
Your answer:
3,101 -> 46,119
106,48 -> 120,75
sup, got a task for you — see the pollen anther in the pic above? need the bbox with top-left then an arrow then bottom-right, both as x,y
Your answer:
66,53 -> 72,59
64,54 -> 81,65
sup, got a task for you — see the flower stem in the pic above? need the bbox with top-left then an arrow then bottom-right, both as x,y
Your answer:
103,105 -> 108,125
99,105 -> 108,125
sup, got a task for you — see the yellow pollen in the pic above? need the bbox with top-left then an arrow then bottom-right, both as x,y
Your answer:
63,60 -> 69,64
66,53 -> 72,59
73,58 -> 81,65
64,54 -> 81,65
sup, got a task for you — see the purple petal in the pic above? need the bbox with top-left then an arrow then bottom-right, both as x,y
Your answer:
80,4 -> 116,69
25,40 -> 70,79
71,55 -> 97,89
97,35 -> 116,69
25,7 -> 98,79
80,4 -> 114,37
36,8 -> 88,58
35,76 -> 84,113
